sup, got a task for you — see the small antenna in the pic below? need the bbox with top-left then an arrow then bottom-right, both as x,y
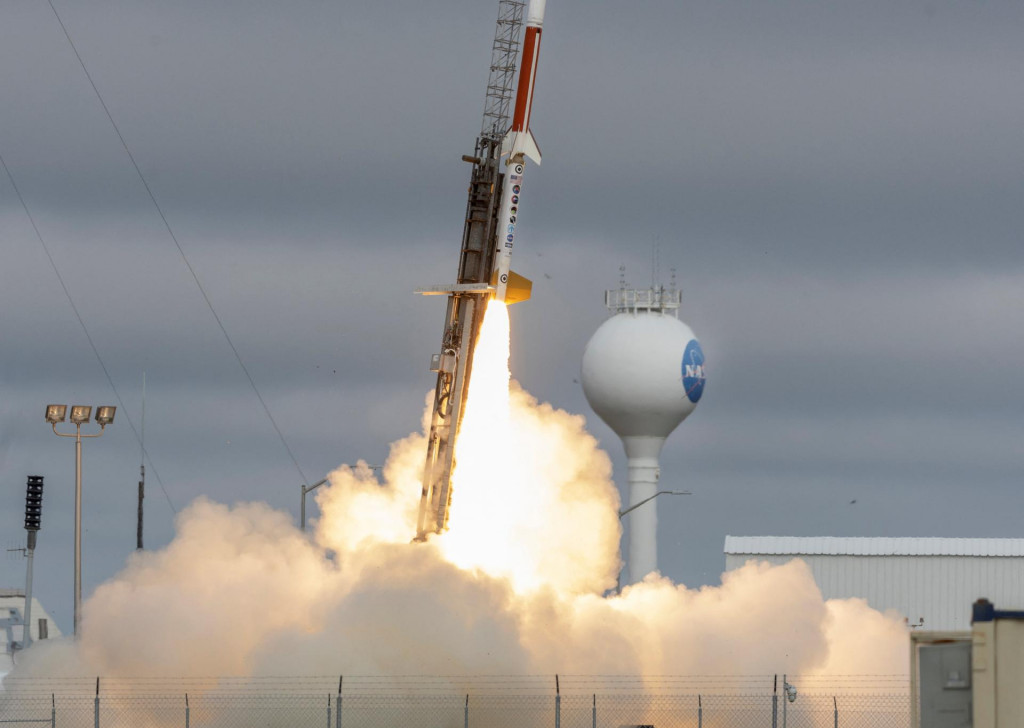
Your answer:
137,372 -> 145,550
651,237 -> 661,288
141,371 -> 145,464
670,267 -> 677,293
618,265 -> 627,290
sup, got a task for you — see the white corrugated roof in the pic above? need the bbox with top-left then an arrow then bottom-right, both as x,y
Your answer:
724,536 -> 1024,557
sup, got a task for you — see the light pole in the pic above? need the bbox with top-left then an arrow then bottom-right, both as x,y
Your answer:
617,489 -> 690,519
300,478 -> 328,533
616,489 -> 690,591
20,475 -> 45,650
299,465 -> 383,532
45,404 -> 116,638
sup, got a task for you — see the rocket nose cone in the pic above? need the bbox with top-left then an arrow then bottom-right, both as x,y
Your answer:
527,0 -> 546,27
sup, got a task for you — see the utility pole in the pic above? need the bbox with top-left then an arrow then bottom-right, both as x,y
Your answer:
300,478 -> 328,533
137,373 -> 145,550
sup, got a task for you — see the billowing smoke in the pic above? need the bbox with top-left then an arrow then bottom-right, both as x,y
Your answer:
12,303 -> 908,682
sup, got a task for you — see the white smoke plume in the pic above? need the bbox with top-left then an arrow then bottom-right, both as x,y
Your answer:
11,304 -> 908,684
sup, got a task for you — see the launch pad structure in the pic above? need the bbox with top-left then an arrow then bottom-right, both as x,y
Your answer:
415,0 -> 544,539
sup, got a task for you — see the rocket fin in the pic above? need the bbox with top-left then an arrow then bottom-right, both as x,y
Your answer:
501,130 -> 542,166
491,270 -> 532,304
519,130 -> 541,165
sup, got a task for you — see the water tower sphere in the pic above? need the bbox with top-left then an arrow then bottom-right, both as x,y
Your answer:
581,313 -> 704,440
581,308 -> 705,582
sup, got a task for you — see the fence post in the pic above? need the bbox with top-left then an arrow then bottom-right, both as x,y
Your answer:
185,693 -> 190,728
50,694 -> 55,728
833,696 -> 838,728
771,675 -> 778,728
592,694 -> 596,728
94,677 -> 100,728
555,675 -> 561,728
465,694 -> 469,728
782,674 -> 787,728
698,694 -> 702,728
336,676 -> 342,728
327,694 -> 332,728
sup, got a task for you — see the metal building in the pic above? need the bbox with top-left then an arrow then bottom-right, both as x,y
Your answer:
724,536 -> 1024,631
1,588 -> 62,677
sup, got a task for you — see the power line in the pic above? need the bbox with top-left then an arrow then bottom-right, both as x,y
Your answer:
0,151 -> 177,516
44,0 -> 310,486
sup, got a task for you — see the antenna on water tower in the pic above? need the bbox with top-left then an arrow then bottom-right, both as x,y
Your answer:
581,272 -> 706,584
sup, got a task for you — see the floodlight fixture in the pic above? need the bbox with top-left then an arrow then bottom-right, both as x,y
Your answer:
69,406 -> 92,424
95,406 -> 116,427
45,404 -> 67,424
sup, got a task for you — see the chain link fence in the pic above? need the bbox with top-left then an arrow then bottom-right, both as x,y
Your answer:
0,676 -> 910,728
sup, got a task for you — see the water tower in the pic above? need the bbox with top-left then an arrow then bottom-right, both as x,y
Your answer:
581,278 -> 705,583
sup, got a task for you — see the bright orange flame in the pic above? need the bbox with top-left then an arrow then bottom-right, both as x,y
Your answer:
437,300 -> 625,594
438,301 -> 547,589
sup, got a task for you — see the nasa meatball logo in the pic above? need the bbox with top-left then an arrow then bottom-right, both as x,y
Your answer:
681,339 -> 706,403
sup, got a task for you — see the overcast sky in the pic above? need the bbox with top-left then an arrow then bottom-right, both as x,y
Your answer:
1,0 -> 1022,633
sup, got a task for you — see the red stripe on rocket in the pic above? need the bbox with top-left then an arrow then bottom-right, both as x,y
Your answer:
492,0 -> 545,303
501,0 -> 544,165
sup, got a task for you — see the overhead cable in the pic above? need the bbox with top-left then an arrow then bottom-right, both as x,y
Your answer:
45,0 -> 310,486
0,151 -> 177,515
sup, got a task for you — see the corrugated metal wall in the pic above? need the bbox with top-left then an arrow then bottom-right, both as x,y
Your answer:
724,553 -> 1024,630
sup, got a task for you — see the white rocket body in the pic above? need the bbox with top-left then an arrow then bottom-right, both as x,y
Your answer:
492,0 -> 545,302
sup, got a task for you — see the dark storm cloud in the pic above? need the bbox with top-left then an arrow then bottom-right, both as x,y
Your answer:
1,0 -> 1022,629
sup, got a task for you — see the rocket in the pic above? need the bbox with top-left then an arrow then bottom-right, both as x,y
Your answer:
491,0 -> 546,303
414,0 -> 551,540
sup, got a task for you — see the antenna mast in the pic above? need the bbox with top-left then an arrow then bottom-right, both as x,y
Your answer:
137,372 -> 145,550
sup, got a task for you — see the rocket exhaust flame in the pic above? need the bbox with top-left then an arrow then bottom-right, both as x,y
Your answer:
440,301 -> 515,576
437,300 -> 609,591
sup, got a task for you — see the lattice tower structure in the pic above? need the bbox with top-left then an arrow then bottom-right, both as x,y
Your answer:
481,1 -> 527,141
